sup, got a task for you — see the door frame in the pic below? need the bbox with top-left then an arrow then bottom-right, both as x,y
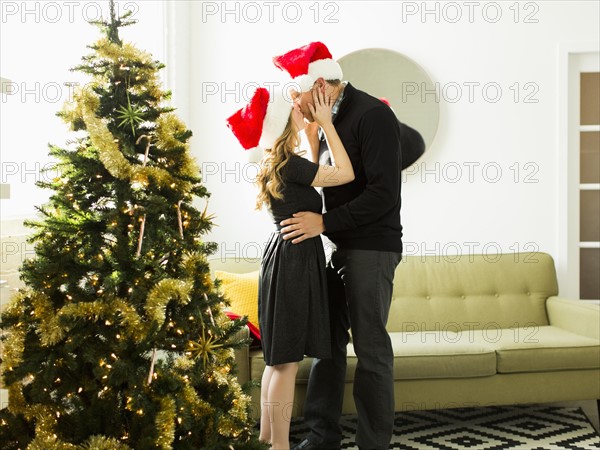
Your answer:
557,43 -> 599,298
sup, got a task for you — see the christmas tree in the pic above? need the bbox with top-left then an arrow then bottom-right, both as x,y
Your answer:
0,2 -> 265,449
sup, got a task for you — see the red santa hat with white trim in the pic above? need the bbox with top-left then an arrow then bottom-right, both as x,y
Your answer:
272,41 -> 343,92
226,86 -> 292,151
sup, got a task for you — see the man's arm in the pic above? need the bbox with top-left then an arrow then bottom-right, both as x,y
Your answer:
280,211 -> 325,244
399,121 -> 425,170
322,106 -> 400,232
281,106 -> 401,243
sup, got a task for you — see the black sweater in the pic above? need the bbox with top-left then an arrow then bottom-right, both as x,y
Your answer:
322,83 -> 404,253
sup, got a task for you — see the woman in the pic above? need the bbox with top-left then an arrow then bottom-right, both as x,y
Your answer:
227,86 -> 354,449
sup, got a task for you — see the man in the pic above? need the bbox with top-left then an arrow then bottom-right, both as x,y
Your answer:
273,42 -> 421,450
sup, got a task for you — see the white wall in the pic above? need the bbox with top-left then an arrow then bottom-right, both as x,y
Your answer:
165,1 -> 599,295
2,2 -> 599,298
0,1 -> 166,307
0,0 -> 165,220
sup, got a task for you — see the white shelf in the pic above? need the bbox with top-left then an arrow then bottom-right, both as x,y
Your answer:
0,389 -> 7,409
1,79 -> 11,202
580,184 -> 600,190
579,242 -> 600,249
0,183 -> 10,200
580,125 -> 600,132
0,77 -> 11,94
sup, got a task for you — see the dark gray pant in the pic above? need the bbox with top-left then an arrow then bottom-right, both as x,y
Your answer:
303,248 -> 402,450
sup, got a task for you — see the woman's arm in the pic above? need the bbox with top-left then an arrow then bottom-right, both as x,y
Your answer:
305,121 -> 320,163
308,89 -> 355,188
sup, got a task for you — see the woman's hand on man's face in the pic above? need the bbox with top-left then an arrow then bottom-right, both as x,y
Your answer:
307,88 -> 333,128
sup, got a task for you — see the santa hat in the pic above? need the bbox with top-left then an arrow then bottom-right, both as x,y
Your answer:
379,97 -> 391,107
273,41 -> 343,92
226,87 -> 292,150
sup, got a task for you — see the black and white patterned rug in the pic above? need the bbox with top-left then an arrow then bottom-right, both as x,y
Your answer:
289,405 -> 600,449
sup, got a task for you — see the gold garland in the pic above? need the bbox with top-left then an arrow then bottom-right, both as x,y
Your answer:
27,433 -> 77,450
57,296 -> 146,342
61,79 -> 195,197
7,383 -> 26,415
30,291 -> 65,346
1,296 -> 27,370
155,114 -> 200,180
78,436 -> 133,450
180,384 -> 213,418
79,87 -> 133,180
94,38 -> 164,101
155,396 -> 176,450
27,404 -> 63,447
144,279 -> 193,325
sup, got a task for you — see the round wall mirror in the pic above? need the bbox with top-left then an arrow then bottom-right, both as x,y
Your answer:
338,48 -> 439,150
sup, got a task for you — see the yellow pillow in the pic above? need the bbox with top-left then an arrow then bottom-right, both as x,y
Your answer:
215,270 -> 260,334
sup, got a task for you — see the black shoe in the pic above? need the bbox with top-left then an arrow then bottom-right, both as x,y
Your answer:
291,438 -> 341,450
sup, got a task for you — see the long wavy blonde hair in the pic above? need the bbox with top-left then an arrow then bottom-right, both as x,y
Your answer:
255,116 -> 301,210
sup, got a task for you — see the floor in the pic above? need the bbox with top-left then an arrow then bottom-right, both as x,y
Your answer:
550,399 -> 600,433
552,400 -> 600,433
0,388 -> 598,434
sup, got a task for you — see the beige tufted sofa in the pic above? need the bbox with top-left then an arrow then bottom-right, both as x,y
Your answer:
210,252 -> 600,419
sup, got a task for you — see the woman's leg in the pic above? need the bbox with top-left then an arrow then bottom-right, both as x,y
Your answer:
269,362 -> 299,450
260,365 -> 275,443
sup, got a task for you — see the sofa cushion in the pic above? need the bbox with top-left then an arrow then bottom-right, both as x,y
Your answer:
248,331 -> 497,383
461,326 -> 600,373
248,326 -> 600,382
388,253 -> 558,332
386,331 -> 496,379
215,270 -> 260,339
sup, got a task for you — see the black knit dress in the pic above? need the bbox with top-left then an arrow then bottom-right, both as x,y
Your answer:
258,154 -> 331,366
